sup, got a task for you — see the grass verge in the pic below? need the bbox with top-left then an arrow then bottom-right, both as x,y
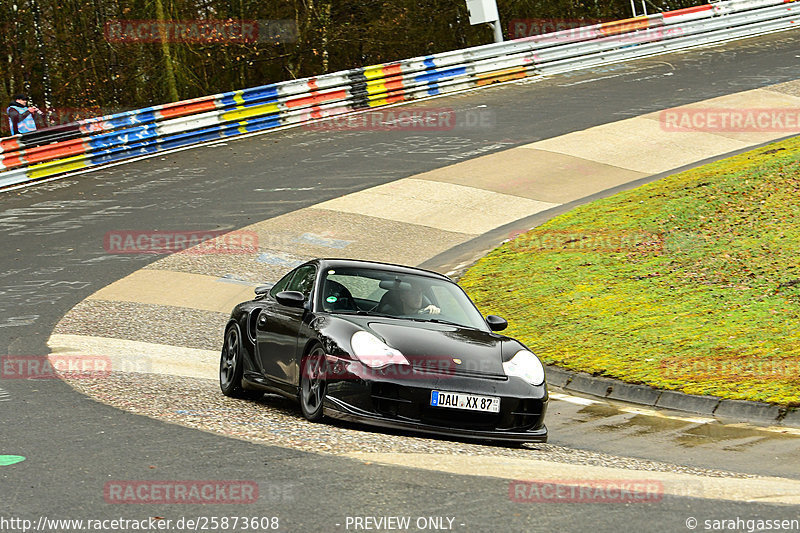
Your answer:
460,138 -> 800,405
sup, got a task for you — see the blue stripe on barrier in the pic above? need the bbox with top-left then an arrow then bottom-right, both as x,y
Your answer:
89,140 -> 161,166
219,94 -> 239,108
240,115 -> 282,133
219,115 -> 282,137
105,110 -> 159,130
219,86 -> 281,109
158,127 -> 226,150
415,66 -> 468,84
242,86 -> 280,104
87,124 -> 159,151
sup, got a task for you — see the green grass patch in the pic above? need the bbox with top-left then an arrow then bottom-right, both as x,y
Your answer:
460,138 -> 800,405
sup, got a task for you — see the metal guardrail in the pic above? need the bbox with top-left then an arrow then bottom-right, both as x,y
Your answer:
1,0 -> 798,189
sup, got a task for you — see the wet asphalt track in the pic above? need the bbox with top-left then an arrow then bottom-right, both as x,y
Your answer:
2,32 -> 800,532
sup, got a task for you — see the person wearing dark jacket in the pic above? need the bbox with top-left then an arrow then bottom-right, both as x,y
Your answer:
6,94 -> 40,135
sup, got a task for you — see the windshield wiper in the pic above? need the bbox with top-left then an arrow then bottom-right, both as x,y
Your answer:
426,318 -> 465,327
332,311 -> 473,329
332,310 -> 396,319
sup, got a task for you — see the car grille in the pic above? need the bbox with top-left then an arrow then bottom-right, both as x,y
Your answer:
418,407 -> 499,431
370,383 -> 544,432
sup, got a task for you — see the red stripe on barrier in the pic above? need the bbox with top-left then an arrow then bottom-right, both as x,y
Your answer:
598,16 -> 651,36
0,138 -> 21,154
285,89 -> 349,109
22,138 -> 88,165
664,4 -> 713,17
159,98 -> 218,119
0,151 -> 26,169
383,63 -> 403,77
384,79 -> 405,93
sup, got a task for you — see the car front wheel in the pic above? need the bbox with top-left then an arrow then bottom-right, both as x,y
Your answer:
220,324 -> 260,399
300,345 -> 327,421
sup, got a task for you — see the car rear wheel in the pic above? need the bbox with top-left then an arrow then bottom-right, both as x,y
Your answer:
220,324 -> 261,399
300,345 -> 327,422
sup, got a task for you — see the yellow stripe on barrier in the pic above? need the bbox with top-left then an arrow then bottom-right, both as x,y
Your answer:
232,91 -> 246,106
363,65 -> 388,79
28,154 -> 90,180
238,122 -> 248,135
366,82 -> 387,95
222,102 -> 280,122
476,66 -> 529,86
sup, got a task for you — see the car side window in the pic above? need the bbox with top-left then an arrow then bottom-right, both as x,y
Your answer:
268,271 -> 294,299
286,265 -> 316,298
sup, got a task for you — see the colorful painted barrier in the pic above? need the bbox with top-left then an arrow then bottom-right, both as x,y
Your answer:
1,0 -> 798,188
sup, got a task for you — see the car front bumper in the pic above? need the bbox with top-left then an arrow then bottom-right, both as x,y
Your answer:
322,355 -> 548,443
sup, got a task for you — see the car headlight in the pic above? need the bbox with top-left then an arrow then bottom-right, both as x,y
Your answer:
503,350 -> 545,386
350,331 -> 409,368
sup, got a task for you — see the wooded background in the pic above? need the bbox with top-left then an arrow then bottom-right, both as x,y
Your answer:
1,0 -> 702,134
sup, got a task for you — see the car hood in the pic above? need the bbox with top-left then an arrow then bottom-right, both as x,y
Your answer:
341,315 -> 505,378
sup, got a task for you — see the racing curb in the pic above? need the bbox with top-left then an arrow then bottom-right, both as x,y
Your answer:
546,366 -> 800,429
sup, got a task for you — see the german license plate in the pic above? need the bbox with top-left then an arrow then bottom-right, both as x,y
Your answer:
430,390 -> 500,413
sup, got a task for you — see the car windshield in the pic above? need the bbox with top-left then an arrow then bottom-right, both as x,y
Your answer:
318,266 -> 489,331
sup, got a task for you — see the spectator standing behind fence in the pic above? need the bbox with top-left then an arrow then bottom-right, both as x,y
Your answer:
6,94 -> 41,135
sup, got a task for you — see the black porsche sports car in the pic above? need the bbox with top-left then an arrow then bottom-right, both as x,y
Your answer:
219,258 -> 547,443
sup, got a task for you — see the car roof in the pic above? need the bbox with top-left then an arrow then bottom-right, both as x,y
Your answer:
310,258 -> 452,282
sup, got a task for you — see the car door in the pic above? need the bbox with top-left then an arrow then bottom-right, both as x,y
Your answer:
256,264 -> 316,386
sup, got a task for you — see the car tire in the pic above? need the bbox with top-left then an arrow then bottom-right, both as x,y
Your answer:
220,323 -> 262,400
300,345 -> 327,422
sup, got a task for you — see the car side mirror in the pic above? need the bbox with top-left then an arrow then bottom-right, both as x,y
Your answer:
254,285 -> 272,296
486,315 -> 508,331
276,290 -> 306,308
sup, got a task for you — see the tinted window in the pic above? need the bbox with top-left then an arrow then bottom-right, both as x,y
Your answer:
319,267 -> 488,330
286,265 -> 316,298
268,270 -> 295,298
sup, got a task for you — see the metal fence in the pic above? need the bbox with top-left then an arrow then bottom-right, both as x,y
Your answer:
1,0 -> 798,189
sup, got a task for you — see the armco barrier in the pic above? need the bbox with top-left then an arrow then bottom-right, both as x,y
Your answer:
1,0 -> 799,189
